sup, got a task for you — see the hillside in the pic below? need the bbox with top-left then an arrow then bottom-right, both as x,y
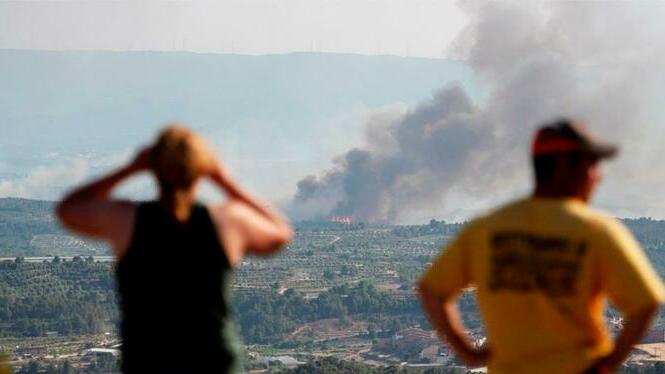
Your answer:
3,198 -> 665,270
0,198 -> 107,257
0,198 -> 60,255
3,198 -> 665,370
0,258 -> 117,337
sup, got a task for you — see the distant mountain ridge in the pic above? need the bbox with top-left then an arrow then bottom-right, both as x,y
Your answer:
0,49 -> 477,158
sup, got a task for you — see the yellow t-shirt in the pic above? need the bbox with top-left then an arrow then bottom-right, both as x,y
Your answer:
421,197 -> 665,374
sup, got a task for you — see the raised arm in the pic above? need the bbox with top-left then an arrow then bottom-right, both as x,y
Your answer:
56,148 -> 150,255
416,222 -> 488,366
417,282 -> 490,367
208,161 -> 293,264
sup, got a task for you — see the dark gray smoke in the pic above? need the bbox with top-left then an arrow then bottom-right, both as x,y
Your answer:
289,1 -> 665,223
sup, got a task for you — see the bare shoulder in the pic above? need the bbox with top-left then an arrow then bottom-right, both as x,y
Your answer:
208,200 -> 262,226
206,200 -> 291,258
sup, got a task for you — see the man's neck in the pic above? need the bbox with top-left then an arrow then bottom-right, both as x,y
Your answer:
159,188 -> 195,222
533,185 -> 586,202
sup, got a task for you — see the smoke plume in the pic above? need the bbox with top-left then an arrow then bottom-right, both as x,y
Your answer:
289,1 -> 665,223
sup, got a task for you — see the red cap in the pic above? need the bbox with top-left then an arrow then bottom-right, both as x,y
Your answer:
531,119 -> 618,158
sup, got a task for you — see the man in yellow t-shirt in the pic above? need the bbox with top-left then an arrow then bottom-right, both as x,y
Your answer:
418,119 -> 665,374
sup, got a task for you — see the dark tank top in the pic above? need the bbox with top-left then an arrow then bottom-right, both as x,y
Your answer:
116,201 -> 240,373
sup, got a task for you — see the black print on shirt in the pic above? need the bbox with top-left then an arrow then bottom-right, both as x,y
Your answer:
489,232 -> 587,297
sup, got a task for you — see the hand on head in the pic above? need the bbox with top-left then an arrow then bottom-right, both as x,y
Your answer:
126,125 -> 235,193
185,133 -> 233,186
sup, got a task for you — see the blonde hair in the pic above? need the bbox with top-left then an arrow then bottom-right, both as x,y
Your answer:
150,125 -> 210,191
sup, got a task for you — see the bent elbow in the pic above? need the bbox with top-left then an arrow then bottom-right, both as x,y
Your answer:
280,226 -> 294,246
260,228 -> 293,255
270,228 -> 293,252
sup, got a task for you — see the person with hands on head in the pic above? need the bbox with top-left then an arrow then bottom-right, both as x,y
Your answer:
417,119 -> 665,374
57,125 -> 293,374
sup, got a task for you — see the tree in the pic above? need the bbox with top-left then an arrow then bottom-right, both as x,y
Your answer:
25,361 -> 39,374
60,360 -> 73,374
323,270 -> 335,280
655,362 -> 665,374
44,363 -> 57,374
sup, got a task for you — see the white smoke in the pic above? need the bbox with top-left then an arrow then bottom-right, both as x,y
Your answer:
0,150 -> 157,201
290,1 -> 665,223
0,159 -> 89,200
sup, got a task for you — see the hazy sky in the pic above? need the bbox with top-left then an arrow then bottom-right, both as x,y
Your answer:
0,0 -> 467,58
